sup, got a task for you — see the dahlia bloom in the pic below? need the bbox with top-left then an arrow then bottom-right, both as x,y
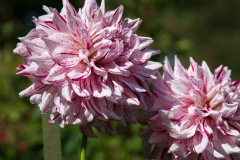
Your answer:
139,56 -> 240,159
13,0 -> 161,137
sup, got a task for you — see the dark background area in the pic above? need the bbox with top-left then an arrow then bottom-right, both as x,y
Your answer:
1,0 -> 240,159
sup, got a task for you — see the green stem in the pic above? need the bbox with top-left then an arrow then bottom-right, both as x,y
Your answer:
42,114 -> 62,160
80,134 -> 88,160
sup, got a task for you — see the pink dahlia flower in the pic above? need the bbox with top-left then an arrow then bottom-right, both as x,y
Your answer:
13,0 -> 161,137
139,56 -> 240,159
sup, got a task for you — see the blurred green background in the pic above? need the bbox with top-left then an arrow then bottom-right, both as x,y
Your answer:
1,0 -> 240,159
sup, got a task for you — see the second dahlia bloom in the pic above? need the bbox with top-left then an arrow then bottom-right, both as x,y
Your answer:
139,56 -> 240,159
13,0 -> 161,137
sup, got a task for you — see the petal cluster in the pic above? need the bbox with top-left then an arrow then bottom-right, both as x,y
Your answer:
139,56 -> 240,159
14,0 -> 161,137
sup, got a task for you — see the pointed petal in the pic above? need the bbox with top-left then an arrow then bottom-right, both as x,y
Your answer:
192,132 -> 209,154
79,123 -> 98,138
19,83 -> 51,98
